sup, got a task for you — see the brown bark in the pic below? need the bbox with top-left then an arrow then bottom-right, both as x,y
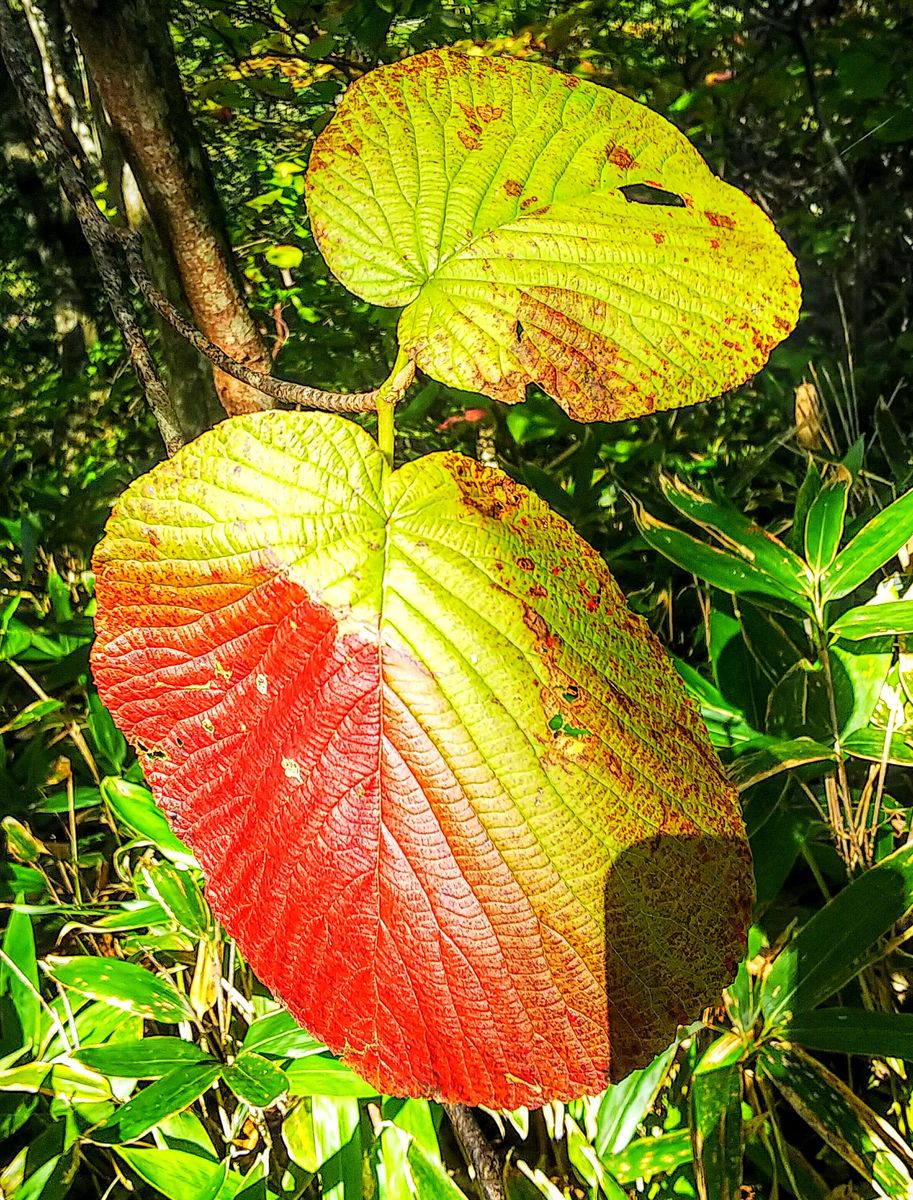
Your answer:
65,0 -> 272,418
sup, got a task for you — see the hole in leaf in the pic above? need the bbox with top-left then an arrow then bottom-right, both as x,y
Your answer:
515,319 -> 525,341
619,183 -> 686,207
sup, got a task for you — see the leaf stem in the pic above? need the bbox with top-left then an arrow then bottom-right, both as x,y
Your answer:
375,348 -> 414,468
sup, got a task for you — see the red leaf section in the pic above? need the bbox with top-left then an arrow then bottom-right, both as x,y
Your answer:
93,563 -> 608,1107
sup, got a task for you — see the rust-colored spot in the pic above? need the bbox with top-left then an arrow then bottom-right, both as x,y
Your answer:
476,103 -> 504,123
722,339 -> 740,350
705,211 -> 736,229
520,195 -> 539,210
504,179 -> 523,197
607,144 -> 636,170
529,583 -> 547,598
563,75 -> 580,88
342,137 -> 363,156
458,130 -> 482,151
517,557 -> 535,572
709,238 -> 720,250
651,232 -> 665,245
457,103 -> 482,135
773,315 -> 792,332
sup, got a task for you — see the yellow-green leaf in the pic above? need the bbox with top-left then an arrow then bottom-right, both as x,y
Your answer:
306,50 -> 799,421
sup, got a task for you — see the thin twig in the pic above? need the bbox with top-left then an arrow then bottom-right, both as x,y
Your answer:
444,1104 -> 506,1200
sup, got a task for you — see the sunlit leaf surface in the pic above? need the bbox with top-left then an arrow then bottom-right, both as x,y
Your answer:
92,412 -> 751,1107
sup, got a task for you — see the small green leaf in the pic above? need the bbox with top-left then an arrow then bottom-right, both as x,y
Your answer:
805,466 -> 851,573
86,690 -> 127,773
284,1053 -> 379,1099
604,1130 -> 693,1184
223,1053 -> 288,1108
100,777 -> 193,861
282,1100 -> 319,1171
829,599 -> 913,641
142,862 -> 211,936
823,488 -> 913,602
844,727 -> 913,766
760,1045 -> 913,1198
762,841 -> 913,1023
92,1061 -> 222,1144
75,1037 -> 210,1079
265,243 -> 303,269
46,956 -> 194,1023
785,1008 -> 913,1060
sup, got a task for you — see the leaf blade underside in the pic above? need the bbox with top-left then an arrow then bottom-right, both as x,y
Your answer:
91,412 -> 751,1108
305,50 -> 800,421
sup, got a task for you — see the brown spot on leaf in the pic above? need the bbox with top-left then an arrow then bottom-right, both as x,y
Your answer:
709,238 -> 720,250
476,103 -> 504,123
504,179 -> 523,197
529,583 -> 547,598
342,137 -> 363,156
458,130 -> 482,151
652,232 -> 665,245
520,195 -> 539,210
607,144 -> 636,169
516,556 -> 535,572
705,211 -> 736,229
773,315 -> 792,332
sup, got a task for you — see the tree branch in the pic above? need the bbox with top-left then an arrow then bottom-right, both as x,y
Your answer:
444,1104 -> 506,1200
2,0 -> 412,450
1,0 -> 184,453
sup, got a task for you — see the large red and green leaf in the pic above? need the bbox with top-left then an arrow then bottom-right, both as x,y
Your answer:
305,50 -> 800,421
92,413 -> 751,1109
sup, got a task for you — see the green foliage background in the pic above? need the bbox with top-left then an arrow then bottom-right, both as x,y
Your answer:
2,2 -> 913,1198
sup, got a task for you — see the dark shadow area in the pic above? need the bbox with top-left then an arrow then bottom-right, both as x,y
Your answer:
603,830 -> 753,1081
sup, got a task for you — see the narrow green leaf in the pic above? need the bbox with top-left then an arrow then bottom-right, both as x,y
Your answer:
632,500 -> 812,611
729,736 -> 836,791
284,1054 -> 379,1099
312,1095 -> 362,1200
75,1037 -> 210,1078
662,477 -> 811,597
785,1009 -> 913,1060
46,956 -> 194,1023
92,1061 -> 222,1144
789,459 -> 823,553
829,600 -> 913,641
805,467 -> 851,573
406,1139 -> 466,1199
241,1010 -> 325,1058
223,1053 -> 288,1108
760,1044 -> 913,1198
283,1100 -> 319,1171
823,488 -> 913,602
115,1146 -> 241,1200
762,841 -> 913,1023
1,904 -> 40,1052
595,1042 -> 676,1157
690,1059 -> 742,1200
0,698 -> 64,732
0,1114 -> 79,1200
